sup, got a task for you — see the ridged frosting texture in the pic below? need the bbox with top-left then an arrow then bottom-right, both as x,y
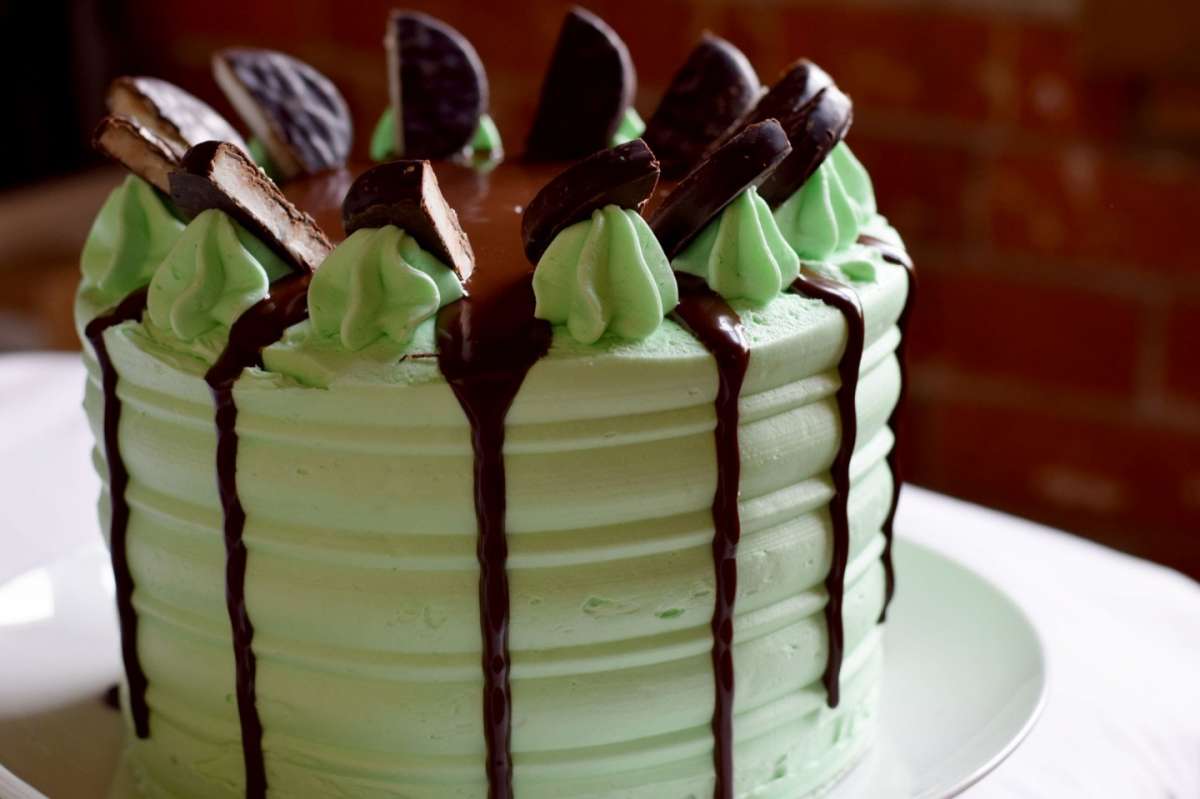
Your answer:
672,187 -> 800,304
307,226 -> 465,351
146,209 -> 292,341
533,205 -> 678,344
79,257 -> 908,797
774,144 -> 877,278
80,176 -> 185,302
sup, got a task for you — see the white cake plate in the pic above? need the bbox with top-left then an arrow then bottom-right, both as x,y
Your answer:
0,534 -> 1044,799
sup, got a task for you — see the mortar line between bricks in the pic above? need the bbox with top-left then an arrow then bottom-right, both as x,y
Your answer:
1133,295 -> 1171,415
909,362 -> 1200,435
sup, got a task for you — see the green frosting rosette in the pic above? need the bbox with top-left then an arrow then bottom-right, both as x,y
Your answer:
672,187 -> 800,305
773,143 -> 878,280
80,176 -> 186,302
369,108 -> 503,163
308,225 -> 465,351
147,209 -> 292,341
609,108 -> 646,147
533,204 -> 678,344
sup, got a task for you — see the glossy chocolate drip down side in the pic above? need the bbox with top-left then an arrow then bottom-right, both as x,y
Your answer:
790,268 -> 865,709
669,274 -> 749,799
857,233 -> 915,622
290,159 -> 560,799
436,277 -> 552,798
84,286 -> 152,739
204,272 -> 313,799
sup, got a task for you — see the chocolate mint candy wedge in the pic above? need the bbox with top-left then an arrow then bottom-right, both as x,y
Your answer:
643,35 -> 760,180
649,120 -> 790,258
213,48 -> 353,180
169,141 -> 332,273
107,76 -> 249,158
524,8 -> 635,161
342,160 -> 474,282
386,11 -> 488,159
729,60 -> 853,206
93,115 -> 179,193
521,139 -> 660,263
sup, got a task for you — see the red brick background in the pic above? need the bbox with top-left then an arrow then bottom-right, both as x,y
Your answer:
2,0 -> 1197,576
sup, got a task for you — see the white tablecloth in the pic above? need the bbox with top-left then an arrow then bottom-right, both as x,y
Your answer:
2,352 -> 1199,798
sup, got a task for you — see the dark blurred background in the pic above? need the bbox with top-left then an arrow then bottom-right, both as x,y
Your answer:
1,0 -> 1197,576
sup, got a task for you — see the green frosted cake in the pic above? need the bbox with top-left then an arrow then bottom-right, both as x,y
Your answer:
77,9 -> 913,799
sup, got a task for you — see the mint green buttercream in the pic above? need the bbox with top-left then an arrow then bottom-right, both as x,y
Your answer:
247,136 -> 282,182
307,225 -> 464,351
610,107 -> 646,147
774,143 -> 877,267
369,108 -> 398,162
370,108 -> 503,163
672,187 -> 800,305
146,209 -> 292,341
533,205 -> 677,344
80,176 -> 185,302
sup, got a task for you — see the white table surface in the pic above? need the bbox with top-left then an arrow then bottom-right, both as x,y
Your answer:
2,352 -> 1199,798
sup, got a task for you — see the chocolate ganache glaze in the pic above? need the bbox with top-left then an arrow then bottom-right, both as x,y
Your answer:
789,268 -> 865,709
857,233 -> 915,622
205,272 -> 312,799
292,161 -> 558,799
669,274 -> 749,799
84,287 -> 152,739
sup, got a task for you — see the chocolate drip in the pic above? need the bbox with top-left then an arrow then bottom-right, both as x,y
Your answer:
204,273 -> 312,799
790,269 -> 864,708
857,234 -> 915,622
670,274 -> 749,799
435,275 -> 552,799
84,287 -> 151,738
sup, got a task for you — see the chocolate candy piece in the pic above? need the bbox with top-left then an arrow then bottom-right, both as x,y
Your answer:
213,48 -> 353,180
524,8 -> 635,162
169,141 -> 332,273
92,115 -> 179,194
107,76 -> 248,158
386,11 -> 489,159
643,35 -> 760,180
342,160 -> 475,282
521,139 -> 659,263
727,60 -> 853,206
649,120 -> 791,258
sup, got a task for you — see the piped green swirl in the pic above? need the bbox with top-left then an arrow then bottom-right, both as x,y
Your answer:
533,205 -> 678,344
369,108 -> 503,163
610,108 -> 646,147
774,143 -> 876,262
80,176 -> 185,302
147,209 -> 292,341
308,226 -> 465,351
672,187 -> 800,305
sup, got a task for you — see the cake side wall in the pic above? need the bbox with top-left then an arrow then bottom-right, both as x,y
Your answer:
79,261 -> 905,798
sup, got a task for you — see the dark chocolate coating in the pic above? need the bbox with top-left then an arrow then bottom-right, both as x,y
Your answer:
520,138 -> 660,263
643,35 -> 760,180
524,8 -> 636,161
342,160 -> 475,281
388,11 -> 489,159
757,85 -> 853,205
170,141 -> 332,273
649,120 -> 791,258
723,60 -> 853,206
215,48 -> 353,175
109,76 -> 249,156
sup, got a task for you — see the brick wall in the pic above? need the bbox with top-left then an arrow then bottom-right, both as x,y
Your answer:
7,0 -> 1199,575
